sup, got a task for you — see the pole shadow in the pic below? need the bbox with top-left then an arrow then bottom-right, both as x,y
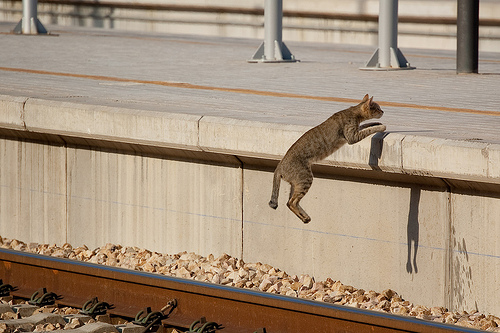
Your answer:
368,132 -> 421,274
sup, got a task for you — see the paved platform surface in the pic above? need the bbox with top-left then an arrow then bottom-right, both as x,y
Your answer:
0,22 -> 499,144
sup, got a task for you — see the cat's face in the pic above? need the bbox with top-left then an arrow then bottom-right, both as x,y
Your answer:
360,95 -> 384,119
369,101 -> 384,119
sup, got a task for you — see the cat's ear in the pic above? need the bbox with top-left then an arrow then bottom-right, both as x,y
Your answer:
362,95 -> 372,108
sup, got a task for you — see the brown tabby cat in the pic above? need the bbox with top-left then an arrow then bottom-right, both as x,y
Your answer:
269,94 -> 386,223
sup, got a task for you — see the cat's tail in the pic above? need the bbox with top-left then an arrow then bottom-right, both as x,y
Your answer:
269,167 -> 281,209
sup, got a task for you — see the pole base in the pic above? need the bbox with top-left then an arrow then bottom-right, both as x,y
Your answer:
13,17 -> 48,34
248,40 -> 299,63
360,47 -> 415,71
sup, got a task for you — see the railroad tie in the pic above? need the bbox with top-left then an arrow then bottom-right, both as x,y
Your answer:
0,312 -> 67,330
0,308 -> 146,333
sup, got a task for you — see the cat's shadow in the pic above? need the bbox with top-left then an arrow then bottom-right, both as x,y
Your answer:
368,132 -> 389,170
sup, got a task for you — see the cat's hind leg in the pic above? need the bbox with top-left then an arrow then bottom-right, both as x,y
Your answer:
287,176 -> 313,224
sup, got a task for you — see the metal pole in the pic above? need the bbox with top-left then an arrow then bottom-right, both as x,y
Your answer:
13,0 -> 48,34
22,0 -> 36,33
361,0 -> 414,70
378,0 -> 398,67
264,0 -> 282,60
249,0 -> 298,62
457,0 -> 479,73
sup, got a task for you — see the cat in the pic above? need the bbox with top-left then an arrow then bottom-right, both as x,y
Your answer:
269,94 -> 386,223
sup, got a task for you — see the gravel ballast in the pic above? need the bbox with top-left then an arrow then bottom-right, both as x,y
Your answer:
1,237 -> 499,332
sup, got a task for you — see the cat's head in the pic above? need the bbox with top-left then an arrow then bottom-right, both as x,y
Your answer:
360,94 -> 384,119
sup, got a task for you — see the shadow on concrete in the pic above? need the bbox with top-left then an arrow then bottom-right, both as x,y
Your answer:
368,132 -> 421,274
406,187 -> 420,274
369,132 -> 389,171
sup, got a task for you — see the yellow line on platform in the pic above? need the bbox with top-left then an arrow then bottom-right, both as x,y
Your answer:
1,66 -> 498,117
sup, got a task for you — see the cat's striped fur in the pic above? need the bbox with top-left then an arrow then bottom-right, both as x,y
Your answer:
269,94 -> 386,223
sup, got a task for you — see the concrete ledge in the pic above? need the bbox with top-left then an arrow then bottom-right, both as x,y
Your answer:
0,95 -> 27,131
2,95 -> 499,186
199,115 -> 307,160
199,117 -> 500,186
401,136 -> 500,184
22,97 -> 202,151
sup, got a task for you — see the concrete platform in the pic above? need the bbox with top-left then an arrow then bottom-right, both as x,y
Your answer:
0,23 -> 499,316
1,0 -> 499,52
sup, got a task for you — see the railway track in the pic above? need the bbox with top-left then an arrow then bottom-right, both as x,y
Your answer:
0,248 -> 485,333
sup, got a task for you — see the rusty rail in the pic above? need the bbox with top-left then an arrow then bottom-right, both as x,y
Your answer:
0,248 -> 484,333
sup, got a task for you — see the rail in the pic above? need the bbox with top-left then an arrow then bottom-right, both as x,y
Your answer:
0,248 -> 485,333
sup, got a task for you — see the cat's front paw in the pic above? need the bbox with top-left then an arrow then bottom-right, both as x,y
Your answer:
360,122 -> 383,130
367,124 -> 386,133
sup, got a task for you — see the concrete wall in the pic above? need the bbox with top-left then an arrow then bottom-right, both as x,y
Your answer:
450,191 -> 500,313
243,168 -> 451,305
65,147 -> 243,256
1,95 -> 499,315
0,138 -> 67,244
